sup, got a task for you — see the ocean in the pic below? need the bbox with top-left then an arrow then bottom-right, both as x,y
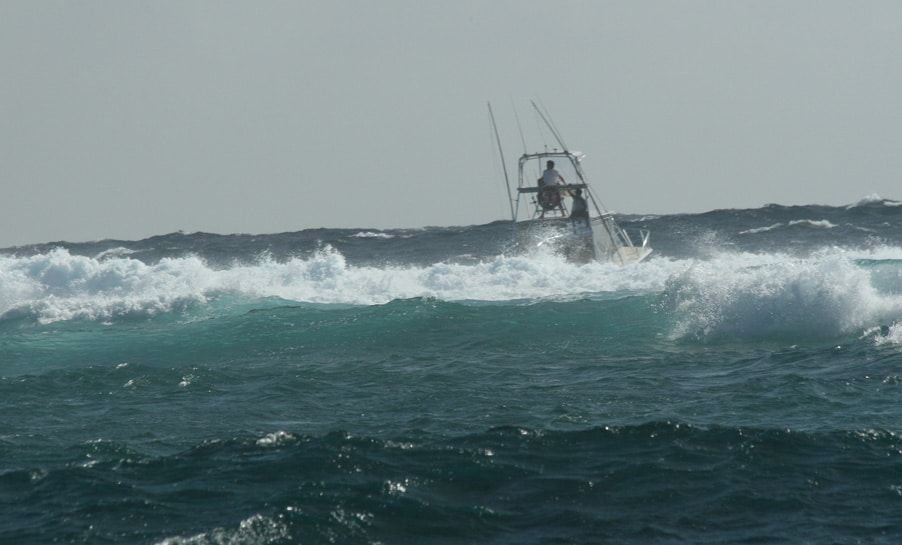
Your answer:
3,198 -> 902,544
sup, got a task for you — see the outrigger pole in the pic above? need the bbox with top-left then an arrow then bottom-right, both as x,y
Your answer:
531,100 -> 569,152
488,102 -> 516,221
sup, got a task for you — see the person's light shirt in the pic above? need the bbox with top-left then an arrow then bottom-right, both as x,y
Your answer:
542,168 -> 563,187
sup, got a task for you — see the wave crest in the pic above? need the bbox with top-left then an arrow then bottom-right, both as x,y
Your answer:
663,251 -> 902,341
0,246 -> 671,325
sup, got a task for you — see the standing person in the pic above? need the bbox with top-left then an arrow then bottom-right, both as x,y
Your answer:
570,188 -> 589,227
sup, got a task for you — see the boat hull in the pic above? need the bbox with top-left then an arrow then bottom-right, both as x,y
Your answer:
516,217 -> 652,265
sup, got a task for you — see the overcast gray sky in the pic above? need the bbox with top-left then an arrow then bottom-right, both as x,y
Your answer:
2,1 -> 901,247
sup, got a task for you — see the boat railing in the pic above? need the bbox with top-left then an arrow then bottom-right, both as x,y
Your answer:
517,183 -> 587,194
594,214 -> 650,249
624,228 -> 651,248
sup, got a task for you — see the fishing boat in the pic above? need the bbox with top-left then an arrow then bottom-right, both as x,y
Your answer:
490,102 -> 652,265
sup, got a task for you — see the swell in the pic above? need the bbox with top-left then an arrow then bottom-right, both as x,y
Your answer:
2,424 -> 901,544
6,326 -> 902,460
0,296 -> 666,379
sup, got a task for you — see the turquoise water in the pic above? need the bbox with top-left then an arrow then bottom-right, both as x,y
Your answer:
3,201 -> 902,543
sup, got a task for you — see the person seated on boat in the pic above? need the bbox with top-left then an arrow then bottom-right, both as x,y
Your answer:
540,160 -> 565,188
569,188 -> 590,227
537,160 -> 564,212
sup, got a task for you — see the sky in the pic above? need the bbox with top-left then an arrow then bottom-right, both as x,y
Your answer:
2,1 -> 901,247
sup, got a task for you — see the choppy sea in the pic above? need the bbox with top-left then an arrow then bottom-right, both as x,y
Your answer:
3,198 -> 902,544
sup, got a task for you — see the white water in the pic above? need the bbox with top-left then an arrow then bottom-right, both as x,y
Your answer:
664,249 -> 902,340
3,247 -> 902,344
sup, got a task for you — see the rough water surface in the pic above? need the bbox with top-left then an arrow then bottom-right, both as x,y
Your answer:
3,199 -> 902,544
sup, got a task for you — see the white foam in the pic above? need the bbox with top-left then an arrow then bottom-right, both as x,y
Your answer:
350,231 -> 395,239
868,323 -> 902,346
4,246 -> 902,336
0,248 -> 212,323
0,246 -> 679,324
739,223 -> 783,235
739,219 -> 837,235
156,513 -> 290,545
788,219 -> 837,229
850,194 -> 902,208
664,248 -> 902,340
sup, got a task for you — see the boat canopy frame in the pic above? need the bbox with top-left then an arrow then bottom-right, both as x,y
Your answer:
488,100 -> 651,265
512,149 -> 651,264
513,150 -> 603,223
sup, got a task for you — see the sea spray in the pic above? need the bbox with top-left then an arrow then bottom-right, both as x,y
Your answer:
2,246 -> 678,325
662,250 -> 902,341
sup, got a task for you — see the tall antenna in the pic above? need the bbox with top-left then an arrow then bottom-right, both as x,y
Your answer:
488,102 -> 516,221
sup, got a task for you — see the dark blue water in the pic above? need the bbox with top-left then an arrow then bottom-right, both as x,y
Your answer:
3,199 -> 902,543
